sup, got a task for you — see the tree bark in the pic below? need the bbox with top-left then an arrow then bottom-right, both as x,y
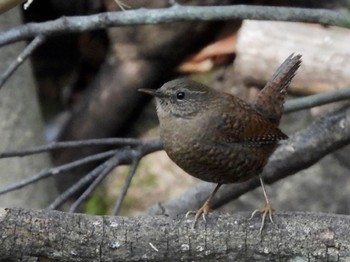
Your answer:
0,207 -> 349,261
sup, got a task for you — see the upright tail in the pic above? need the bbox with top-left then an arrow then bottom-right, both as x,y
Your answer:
253,54 -> 302,125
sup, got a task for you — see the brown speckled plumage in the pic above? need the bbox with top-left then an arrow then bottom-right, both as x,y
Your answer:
139,54 -> 302,230
158,85 -> 288,184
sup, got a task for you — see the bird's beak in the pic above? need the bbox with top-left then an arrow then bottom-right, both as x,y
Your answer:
138,88 -> 162,97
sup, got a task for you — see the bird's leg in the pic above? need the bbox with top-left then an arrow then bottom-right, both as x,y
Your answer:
186,183 -> 221,229
249,175 -> 274,233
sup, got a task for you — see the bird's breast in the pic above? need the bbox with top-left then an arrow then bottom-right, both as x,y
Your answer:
159,115 -> 276,184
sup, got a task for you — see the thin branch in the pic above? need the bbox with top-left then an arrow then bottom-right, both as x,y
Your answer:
0,34 -> 45,89
47,141 -> 160,210
0,5 -> 349,47
47,157 -> 114,210
0,138 -> 160,158
0,150 -> 118,195
112,157 -> 141,215
47,161 -> 105,210
68,171 -> 109,213
0,139 -> 161,206
284,88 -> 350,113
68,153 -> 123,213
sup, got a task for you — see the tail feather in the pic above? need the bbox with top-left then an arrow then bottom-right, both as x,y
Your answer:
253,54 -> 302,125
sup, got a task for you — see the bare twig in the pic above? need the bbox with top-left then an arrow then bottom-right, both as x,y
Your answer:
112,157 -> 141,215
0,139 -> 161,210
68,169 -> 110,213
47,156 -> 117,210
68,154 -> 123,213
0,34 -> 45,89
0,138 -> 160,158
47,140 -> 161,210
0,6 -> 349,47
0,150 -> 118,195
284,88 -> 350,113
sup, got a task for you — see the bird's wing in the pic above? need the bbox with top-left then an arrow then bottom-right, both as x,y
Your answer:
210,95 -> 288,146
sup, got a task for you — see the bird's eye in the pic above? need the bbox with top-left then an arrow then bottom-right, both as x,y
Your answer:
176,91 -> 185,100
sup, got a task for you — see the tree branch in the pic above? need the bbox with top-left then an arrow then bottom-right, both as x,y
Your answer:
0,149 -> 118,195
48,158 -> 110,210
47,143 -> 158,210
0,34 -> 45,89
112,158 -> 141,215
0,207 -> 349,261
0,138 -> 161,158
0,139 -> 161,211
284,88 -> 350,113
0,5 -> 349,47
68,153 -> 124,213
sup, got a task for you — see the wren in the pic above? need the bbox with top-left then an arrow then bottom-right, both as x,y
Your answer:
139,54 -> 302,232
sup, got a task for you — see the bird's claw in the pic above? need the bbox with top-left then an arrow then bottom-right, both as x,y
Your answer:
186,201 -> 212,229
249,202 -> 274,234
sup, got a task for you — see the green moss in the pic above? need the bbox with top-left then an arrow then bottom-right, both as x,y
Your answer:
84,162 -> 159,216
84,186 -> 110,215
112,164 -> 158,215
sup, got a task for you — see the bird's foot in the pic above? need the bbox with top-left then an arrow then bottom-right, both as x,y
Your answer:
249,202 -> 274,234
185,201 -> 213,229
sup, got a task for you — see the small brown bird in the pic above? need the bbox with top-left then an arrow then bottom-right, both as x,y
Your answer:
139,54 -> 301,231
